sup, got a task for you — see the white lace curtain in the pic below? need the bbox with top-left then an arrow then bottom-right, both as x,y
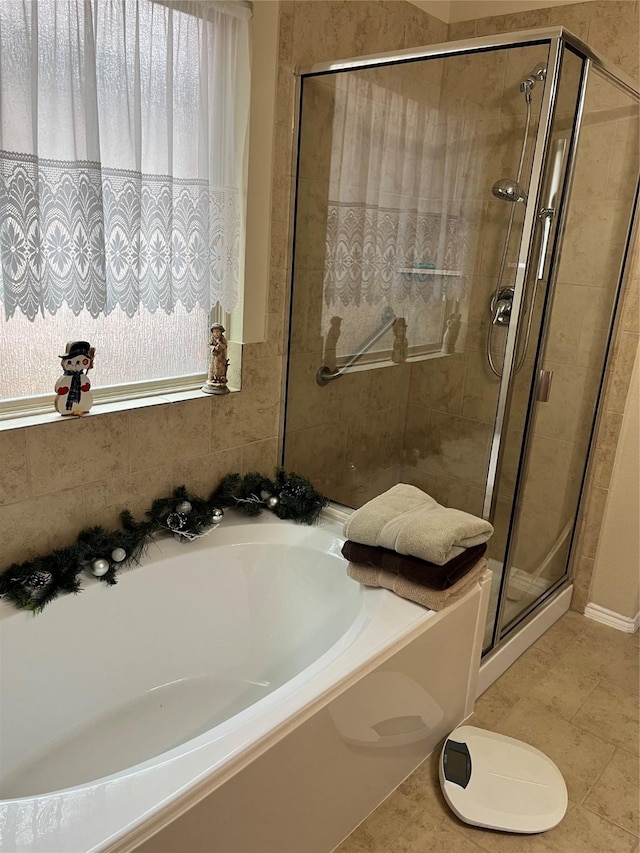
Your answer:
0,0 -> 250,321
323,72 -> 470,308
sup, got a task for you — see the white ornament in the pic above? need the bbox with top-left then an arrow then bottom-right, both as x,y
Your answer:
266,496 -> 279,509
111,547 -> 127,563
91,558 -> 110,577
176,500 -> 193,514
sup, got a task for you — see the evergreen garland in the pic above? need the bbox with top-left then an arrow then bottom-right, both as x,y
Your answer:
0,469 -> 329,614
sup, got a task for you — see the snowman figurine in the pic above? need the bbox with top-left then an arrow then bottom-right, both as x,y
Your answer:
55,341 -> 95,416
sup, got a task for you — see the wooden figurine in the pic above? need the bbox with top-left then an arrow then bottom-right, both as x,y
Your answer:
202,323 -> 230,395
392,317 -> 408,363
55,341 -> 95,416
442,313 -> 462,354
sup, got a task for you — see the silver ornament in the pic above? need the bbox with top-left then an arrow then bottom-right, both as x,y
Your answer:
260,490 -> 271,501
166,512 -> 186,530
24,569 -> 53,590
266,496 -> 279,509
111,547 -> 127,563
91,558 -> 110,577
211,507 -> 224,521
176,500 -> 193,514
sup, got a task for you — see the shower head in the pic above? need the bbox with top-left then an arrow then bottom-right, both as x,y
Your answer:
491,178 -> 528,203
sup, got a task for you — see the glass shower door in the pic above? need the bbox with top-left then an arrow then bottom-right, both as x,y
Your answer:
285,42 -> 552,515
494,63 -> 640,641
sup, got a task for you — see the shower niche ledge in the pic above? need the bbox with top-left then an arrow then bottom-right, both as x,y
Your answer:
397,268 -> 462,276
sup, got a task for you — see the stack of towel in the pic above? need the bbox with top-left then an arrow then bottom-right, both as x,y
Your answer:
343,484 -> 493,610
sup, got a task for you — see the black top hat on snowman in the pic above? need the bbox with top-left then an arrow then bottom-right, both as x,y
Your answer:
59,341 -> 91,361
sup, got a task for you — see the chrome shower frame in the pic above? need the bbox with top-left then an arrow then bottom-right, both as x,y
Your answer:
289,27 -> 640,658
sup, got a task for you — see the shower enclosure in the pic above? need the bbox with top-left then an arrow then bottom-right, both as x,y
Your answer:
282,28 -> 639,659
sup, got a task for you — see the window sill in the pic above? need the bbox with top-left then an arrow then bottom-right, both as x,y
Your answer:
0,382 -> 239,433
332,348 -> 455,376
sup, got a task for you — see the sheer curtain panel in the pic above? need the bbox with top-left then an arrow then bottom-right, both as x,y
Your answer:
0,0 -> 250,323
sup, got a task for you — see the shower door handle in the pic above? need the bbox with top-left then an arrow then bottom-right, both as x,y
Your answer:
536,207 -> 555,281
536,369 -> 553,402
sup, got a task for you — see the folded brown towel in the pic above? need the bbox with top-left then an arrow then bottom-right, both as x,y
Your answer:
347,559 -> 487,611
341,540 -> 487,590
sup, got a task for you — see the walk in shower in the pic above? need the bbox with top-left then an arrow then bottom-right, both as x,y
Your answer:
282,28 -> 639,658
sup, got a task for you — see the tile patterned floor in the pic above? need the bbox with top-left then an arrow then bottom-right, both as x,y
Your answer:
335,612 -> 640,853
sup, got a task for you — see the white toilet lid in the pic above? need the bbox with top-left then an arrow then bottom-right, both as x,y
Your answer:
440,725 -> 568,833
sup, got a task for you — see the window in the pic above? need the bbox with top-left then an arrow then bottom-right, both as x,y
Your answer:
0,0 -> 251,416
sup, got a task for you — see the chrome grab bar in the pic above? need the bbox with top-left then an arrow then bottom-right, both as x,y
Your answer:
316,307 -> 397,385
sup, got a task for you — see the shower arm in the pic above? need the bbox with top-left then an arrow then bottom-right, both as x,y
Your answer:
316,307 -> 397,385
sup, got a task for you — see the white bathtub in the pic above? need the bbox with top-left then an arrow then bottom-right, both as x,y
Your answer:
0,506 -> 489,853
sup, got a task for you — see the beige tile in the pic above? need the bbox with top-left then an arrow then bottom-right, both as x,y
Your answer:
334,787 -> 422,853
495,697 -> 615,803
620,277 -> 639,334
27,414 -> 129,496
547,3 -> 592,40
556,621 -> 640,695
212,356 -> 283,449
532,610 -> 587,656
0,429 -> 29,505
402,404 -> 429,468
284,421 -> 349,497
83,465 -> 172,528
369,362 -> 411,413
241,438 -> 279,477
583,748 -> 640,837
533,362 -> 600,447
526,657 -> 601,721
569,553 -> 594,614
539,799 -> 638,853
268,264 -> 288,317
408,353 -> 467,414
578,480 -> 608,559
393,808 -> 485,853
494,646 -> 554,697
0,488 -> 86,569
469,682 -> 521,730
447,20 -> 477,40
604,331 -> 639,414
588,11 -> 639,80
128,398 -> 210,473
285,350 -> 372,432
171,446 -> 244,500
384,405 -> 407,468
422,411 -> 492,486
572,681 -> 639,755
591,410 -> 624,489
344,409 -> 387,477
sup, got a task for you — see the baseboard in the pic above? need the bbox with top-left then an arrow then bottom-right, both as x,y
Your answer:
584,603 -> 640,634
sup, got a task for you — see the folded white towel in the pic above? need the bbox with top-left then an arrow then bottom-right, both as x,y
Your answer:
345,484 -> 493,565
